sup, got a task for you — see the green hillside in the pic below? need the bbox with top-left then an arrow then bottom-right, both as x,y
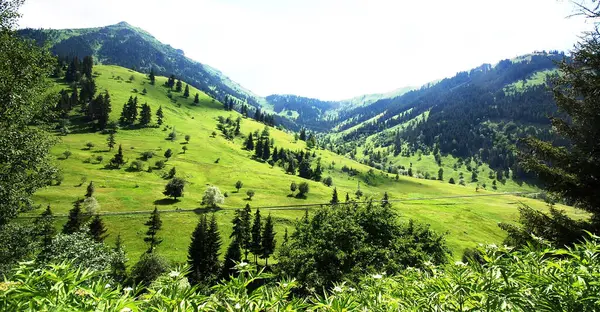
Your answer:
28,64 -> 585,264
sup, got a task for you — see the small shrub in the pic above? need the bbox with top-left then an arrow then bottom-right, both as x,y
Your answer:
129,160 -> 144,172
155,160 -> 166,169
85,142 -> 94,150
95,155 -> 103,163
63,150 -> 72,159
323,176 -> 333,187
246,190 -> 255,200
141,151 -> 154,161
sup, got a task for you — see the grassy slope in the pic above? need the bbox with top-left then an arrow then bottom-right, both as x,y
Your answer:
30,65 -> 585,264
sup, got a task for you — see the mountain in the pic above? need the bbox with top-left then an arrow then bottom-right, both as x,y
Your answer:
18,22 -> 269,109
17,22 -> 411,131
322,52 -> 565,182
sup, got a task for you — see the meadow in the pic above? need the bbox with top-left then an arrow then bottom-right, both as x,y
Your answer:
28,65 -> 586,263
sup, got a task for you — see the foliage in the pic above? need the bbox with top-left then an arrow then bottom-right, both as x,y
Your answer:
37,232 -> 117,273
202,185 -> 224,208
277,202 -> 449,289
0,0 -> 57,227
3,237 -> 600,310
144,207 -> 163,253
187,214 -> 221,285
130,252 -> 170,286
163,177 -> 185,200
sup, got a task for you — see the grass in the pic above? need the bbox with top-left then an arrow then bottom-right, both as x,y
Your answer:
28,65 -> 586,264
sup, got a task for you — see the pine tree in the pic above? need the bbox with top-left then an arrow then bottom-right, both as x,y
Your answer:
110,235 -> 128,283
313,161 -> 323,181
69,88 -> 79,111
109,144 -> 125,168
120,96 -> 138,126
156,106 -> 164,125
188,214 -> 221,284
183,84 -> 190,98
346,192 -> 350,202
262,141 -> 270,161
206,214 -> 221,278
85,181 -> 95,197
89,215 -> 108,242
149,68 -> 156,85
35,206 -> 55,250
175,80 -> 183,92
241,204 -> 252,261
194,93 -> 199,104
254,138 -> 263,159
139,102 -> 152,126
299,128 -> 307,141
330,187 -> 339,205
250,208 -> 262,264
144,207 -> 163,253
382,192 -> 390,208
97,90 -> 112,130
82,55 -> 93,80
107,132 -> 116,151
282,228 -> 289,247
245,133 -> 254,150
222,238 -> 241,280
63,200 -> 86,234
260,213 -> 276,266
298,159 -> 312,179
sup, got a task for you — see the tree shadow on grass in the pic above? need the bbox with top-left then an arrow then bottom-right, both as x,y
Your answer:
192,206 -> 222,214
153,198 -> 180,205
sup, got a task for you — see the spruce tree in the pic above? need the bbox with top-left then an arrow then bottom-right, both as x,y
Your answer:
262,141 -> 270,161
250,208 -> 262,265
63,200 -> 86,234
149,68 -> 156,85
110,235 -> 128,283
35,206 -> 55,250
183,84 -> 190,98
109,144 -> 125,168
206,214 -> 221,279
260,213 -> 276,266
187,214 -> 207,284
282,228 -> 289,247
241,204 -> 252,261
298,159 -> 312,179
156,106 -> 164,125
97,90 -> 112,130
82,55 -> 93,79
175,80 -> 182,92
107,132 -> 116,151
194,93 -> 199,104
89,215 -> 108,242
139,102 -> 152,126
382,192 -> 390,208
85,181 -> 95,198
222,238 -> 241,280
245,133 -> 254,150
254,138 -> 263,159
330,187 -> 339,205
144,207 -> 163,253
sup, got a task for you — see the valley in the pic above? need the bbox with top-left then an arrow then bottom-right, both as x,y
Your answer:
28,64 -> 583,263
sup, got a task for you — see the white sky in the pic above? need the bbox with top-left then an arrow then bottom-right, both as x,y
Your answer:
18,0 -> 595,100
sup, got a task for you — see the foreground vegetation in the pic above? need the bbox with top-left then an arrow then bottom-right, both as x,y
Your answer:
2,236 -> 599,311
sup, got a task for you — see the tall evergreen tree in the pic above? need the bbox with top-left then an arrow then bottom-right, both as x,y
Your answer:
260,213 -> 276,266
175,80 -> 183,92
241,204 -> 252,261
110,235 -> 128,283
245,133 -> 254,150
382,192 -> 390,208
97,90 -> 112,130
109,144 -> 125,168
183,84 -> 190,98
330,187 -> 339,205
64,56 -> 80,83
148,68 -> 156,85
107,132 -> 116,151
63,200 -> 86,234
82,55 -> 93,80
69,87 -> 79,111
254,138 -> 263,159
222,238 -> 242,280
144,207 -> 163,253
188,214 -> 221,284
35,206 -> 56,250
194,93 -> 199,104
89,215 -> 108,242
119,96 -> 138,126
250,208 -> 262,264
298,159 -> 312,179
139,102 -> 152,126
85,181 -> 95,198
156,106 -> 164,125
262,141 -> 270,161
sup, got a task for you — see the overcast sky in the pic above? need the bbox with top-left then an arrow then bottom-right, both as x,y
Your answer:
18,0 -> 594,100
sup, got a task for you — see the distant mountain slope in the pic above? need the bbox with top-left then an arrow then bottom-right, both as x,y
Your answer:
18,22 -> 412,131
325,52 -> 566,180
18,22 -> 269,110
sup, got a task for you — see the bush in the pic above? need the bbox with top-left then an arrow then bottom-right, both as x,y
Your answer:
37,232 -> 116,273
129,160 -> 144,172
297,182 -> 309,197
141,151 -> 154,161
130,252 -> 170,286
155,160 -> 166,169
63,150 -> 72,159
246,189 -> 255,200
323,176 -> 333,187
95,155 -> 103,163
85,142 -> 94,150
277,202 -> 449,289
